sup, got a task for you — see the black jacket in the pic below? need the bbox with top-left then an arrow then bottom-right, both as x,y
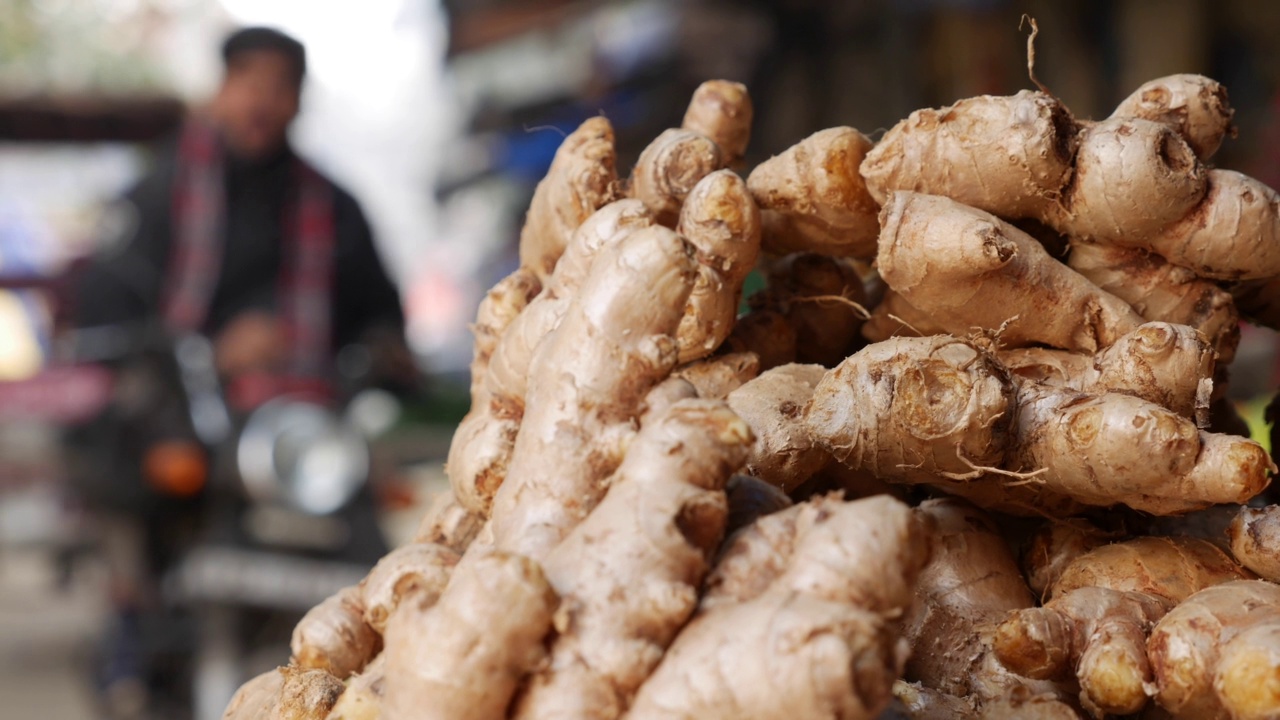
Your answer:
75,138 -> 404,351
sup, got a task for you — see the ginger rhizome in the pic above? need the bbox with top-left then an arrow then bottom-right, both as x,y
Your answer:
512,399 -> 751,720
382,551 -> 558,720
903,499 -> 1071,712
747,126 -> 881,258
876,192 -> 1142,353
997,320 -> 1214,420
995,536 -> 1254,717
1229,505 -> 1280,581
1066,242 -> 1240,363
674,170 -> 761,363
1110,73 -> 1234,160
1148,580 -> 1280,720
627,495 -> 930,720
861,90 -> 1078,221
806,333 -> 1269,515
223,666 -> 345,720
223,69 -> 1280,720
726,363 -> 832,492
290,586 -> 380,680
518,117 -> 619,281
682,80 -> 753,167
628,128 -> 721,226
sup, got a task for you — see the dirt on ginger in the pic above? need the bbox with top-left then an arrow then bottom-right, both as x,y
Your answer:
904,499 -> 1069,709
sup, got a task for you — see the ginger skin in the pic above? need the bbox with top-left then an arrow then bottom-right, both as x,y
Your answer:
627,495 -> 931,720
512,400 -> 751,720
748,127 -> 881,259
518,117 -> 619,281
877,192 -> 1142,353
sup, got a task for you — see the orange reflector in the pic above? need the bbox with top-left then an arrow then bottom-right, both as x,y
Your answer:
144,441 -> 208,497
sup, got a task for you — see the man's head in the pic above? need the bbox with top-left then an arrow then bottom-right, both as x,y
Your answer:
211,27 -> 306,160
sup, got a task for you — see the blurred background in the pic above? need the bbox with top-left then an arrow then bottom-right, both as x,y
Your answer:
3,0 -> 1280,718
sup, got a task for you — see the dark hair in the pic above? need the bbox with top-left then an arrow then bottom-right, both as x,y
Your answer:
221,27 -> 306,85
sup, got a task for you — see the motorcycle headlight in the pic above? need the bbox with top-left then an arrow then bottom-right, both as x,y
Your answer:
237,400 -> 369,515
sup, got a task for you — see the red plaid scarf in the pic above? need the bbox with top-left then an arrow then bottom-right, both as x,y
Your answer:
164,119 -> 334,377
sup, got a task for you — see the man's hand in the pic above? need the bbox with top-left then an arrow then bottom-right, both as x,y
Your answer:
363,325 -> 421,394
215,311 -> 286,377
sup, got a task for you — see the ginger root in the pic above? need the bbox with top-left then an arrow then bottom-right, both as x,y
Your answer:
518,117 -> 619,280
1014,383 -> 1270,514
628,128 -> 721,227
860,90 -> 1078,220
223,666 -> 345,720
904,499 -> 1065,707
1046,117 -> 1206,246
1110,74 -> 1234,161
1050,535 -> 1254,603
721,308 -> 798,371
1021,519 -> 1119,597
512,399 -> 751,720
1067,242 -> 1239,363
997,537 -> 1252,716
411,491 -> 483,554
467,267 -> 541,405
806,335 -> 1014,485
1229,505 -> 1280,582
748,126 -> 881,258
750,253 -> 868,366
861,288 -> 947,343
323,655 -> 383,720
487,224 -> 697,561
672,351 -> 759,400
382,551 -> 558,720
681,79 -> 752,166
291,585 -> 380,680
877,192 -> 1142,353
627,495 -> 931,720
1148,580 -> 1280,719
359,543 -> 458,634
1144,169 -> 1280,281
449,199 -> 657,516
674,169 -> 761,363
995,586 -> 1169,716
998,321 -> 1214,420
725,363 -> 831,492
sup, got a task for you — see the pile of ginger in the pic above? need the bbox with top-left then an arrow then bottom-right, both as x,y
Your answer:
224,67 -> 1280,720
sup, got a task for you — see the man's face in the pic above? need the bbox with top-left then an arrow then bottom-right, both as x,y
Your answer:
212,50 -> 301,160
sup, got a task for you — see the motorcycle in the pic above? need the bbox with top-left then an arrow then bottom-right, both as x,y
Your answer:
56,322 -> 396,720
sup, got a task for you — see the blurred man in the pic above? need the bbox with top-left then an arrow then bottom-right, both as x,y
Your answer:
72,27 -> 407,715
77,26 -> 405,377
